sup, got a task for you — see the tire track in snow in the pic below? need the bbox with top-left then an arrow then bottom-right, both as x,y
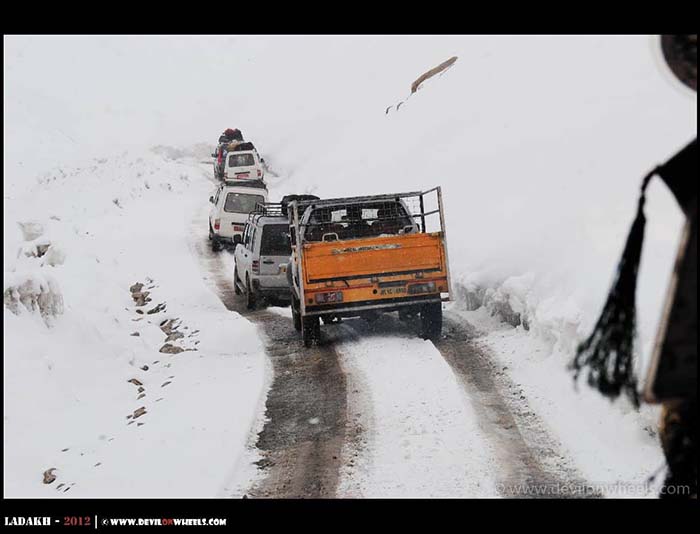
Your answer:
333,319 -> 501,497
190,217 -> 348,498
435,312 -> 599,498
338,312 -> 596,498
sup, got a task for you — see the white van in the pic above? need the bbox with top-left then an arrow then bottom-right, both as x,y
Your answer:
208,180 -> 268,251
223,150 -> 265,181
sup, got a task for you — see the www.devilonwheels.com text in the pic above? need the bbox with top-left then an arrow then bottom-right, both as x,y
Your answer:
496,481 -> 691,497
103,518 -> 227,527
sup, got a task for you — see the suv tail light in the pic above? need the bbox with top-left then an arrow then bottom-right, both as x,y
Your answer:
252,260 -> 260,274
214,219 -> 220,231
257,169 -> 262,177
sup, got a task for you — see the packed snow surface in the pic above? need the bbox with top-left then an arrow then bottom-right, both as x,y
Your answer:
335,329 -> 500,497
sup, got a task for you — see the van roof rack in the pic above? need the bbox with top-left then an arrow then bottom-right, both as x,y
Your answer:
223,178 -> 267,190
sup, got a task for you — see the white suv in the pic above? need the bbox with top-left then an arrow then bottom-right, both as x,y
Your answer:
222,150 -> 265,181
234,205 -> 292,309
208,180 -> 268,251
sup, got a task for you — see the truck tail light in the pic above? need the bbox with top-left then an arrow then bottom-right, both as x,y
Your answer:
214,219 -> 220,231
252,260 -> 260,274
315,291 -> 343,304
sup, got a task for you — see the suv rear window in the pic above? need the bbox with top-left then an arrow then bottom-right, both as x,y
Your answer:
224,193 -> 265,213
260,224 -> 291,256
229,153 -> 255,167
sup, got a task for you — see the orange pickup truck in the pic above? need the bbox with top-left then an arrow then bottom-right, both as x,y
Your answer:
287,187 -> 451,346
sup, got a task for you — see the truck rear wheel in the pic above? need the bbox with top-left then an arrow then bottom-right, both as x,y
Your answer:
292,296 -> 302,332
302,316 -> 320,347
421,303 -> 443,341
399,308 -> 416,322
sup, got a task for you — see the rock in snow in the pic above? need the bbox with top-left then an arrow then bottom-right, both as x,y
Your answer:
42,468 -> 56,484
159,344 -> 183,354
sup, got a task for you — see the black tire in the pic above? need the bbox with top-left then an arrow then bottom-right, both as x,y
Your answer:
302,316 -> 319,347
362,311 -> 380,324
233,266 -> 242,295
291,296 -> 302,332
246,276 -> 257,310
211,237 -> 222,252
421,303 -> 443,341
398,308 -> 415,322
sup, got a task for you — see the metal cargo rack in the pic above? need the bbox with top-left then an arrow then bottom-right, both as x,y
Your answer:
246,202 -> 286,226
288,187 -> 447,242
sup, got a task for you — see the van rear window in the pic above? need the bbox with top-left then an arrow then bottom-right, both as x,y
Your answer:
260,224 -> 291,256
229,153 -> 255,167
224,193 -> 265,213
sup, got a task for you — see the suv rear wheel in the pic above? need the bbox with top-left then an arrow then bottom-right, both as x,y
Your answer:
210,225 -> 222,252
233,266 -> 242,295
246,276 -> 257,310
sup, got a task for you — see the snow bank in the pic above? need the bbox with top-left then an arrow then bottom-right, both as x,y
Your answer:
4,271 -> 64,323
3,147 -> 267,497
456,306 -> 664,497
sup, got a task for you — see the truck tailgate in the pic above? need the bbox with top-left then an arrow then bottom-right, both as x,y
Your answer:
302,232 -> 444,283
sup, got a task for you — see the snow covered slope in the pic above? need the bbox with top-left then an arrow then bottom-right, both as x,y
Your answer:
4,149 -> 268,497
9,35 -> 691,363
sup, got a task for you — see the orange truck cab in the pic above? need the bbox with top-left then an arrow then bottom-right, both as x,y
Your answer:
287,187 -> 451,347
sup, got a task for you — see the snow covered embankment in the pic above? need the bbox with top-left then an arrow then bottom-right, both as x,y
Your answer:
449,291 -> 665,498
3,148 -> 267,497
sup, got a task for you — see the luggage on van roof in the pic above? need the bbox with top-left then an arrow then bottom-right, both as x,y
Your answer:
231,141 -> 256,152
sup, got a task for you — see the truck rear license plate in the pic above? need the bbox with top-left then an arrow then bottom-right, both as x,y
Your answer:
380,286 -> 407,296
